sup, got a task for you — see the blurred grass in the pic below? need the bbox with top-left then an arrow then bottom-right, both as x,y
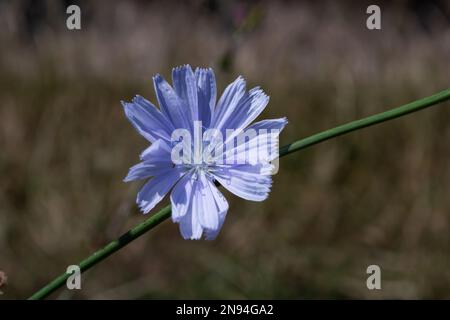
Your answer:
1,0 -> 450,299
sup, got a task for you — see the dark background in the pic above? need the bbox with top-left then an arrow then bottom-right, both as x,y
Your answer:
0,0 -> 449,299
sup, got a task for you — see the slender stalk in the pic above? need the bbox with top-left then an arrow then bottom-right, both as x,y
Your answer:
29,205 -> 172,300
29,88 -> 450,300
279,88 -> 450,156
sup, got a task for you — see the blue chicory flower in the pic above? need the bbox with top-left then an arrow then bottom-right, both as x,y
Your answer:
122,65 -> 287,240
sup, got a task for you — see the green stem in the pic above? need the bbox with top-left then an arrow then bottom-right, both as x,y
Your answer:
29,205 -> 172,300
279,88 -> 450,156
29,88 -> 450,300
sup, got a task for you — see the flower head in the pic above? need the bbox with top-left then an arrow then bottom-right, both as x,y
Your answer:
122,65 -> 287,239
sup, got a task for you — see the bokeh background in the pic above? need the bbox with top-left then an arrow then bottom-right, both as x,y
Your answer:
1,0 -> 450,299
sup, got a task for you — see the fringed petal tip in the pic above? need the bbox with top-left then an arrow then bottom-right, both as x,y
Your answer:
173,64 -> 194,73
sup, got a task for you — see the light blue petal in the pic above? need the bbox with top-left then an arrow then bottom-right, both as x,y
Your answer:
212,165 -> 272,201
124,140 -> 173,182
173,172 -> 228,239
210,76 -> 246,131
179,205 -> 203,240
206,175 -> 229,214
204,211 -> 227,240
203,177 -> 229,240
170,173 -> 195,222
238,117 -> 288,162
139,139 -> 172,161
195,67 -> 216,126
196,172 -> 219,231
216,117 -> 288,164
219,87 -> 269,142
172,65 -> 198,123
153,74 -> 192,130
245,117 -> 288,132
122,96 -> 174,143
137,169 -> 185,214
124,162 -> 173,182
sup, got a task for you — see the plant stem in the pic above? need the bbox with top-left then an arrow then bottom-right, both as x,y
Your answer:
28,88 -> 450,300
279,88 -> 450,156
28,205 -> 172,300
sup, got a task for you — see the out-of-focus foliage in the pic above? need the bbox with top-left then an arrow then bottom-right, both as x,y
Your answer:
0,0 -> 449,299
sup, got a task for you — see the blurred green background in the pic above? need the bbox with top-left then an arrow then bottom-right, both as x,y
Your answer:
0,0 -> 450,299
